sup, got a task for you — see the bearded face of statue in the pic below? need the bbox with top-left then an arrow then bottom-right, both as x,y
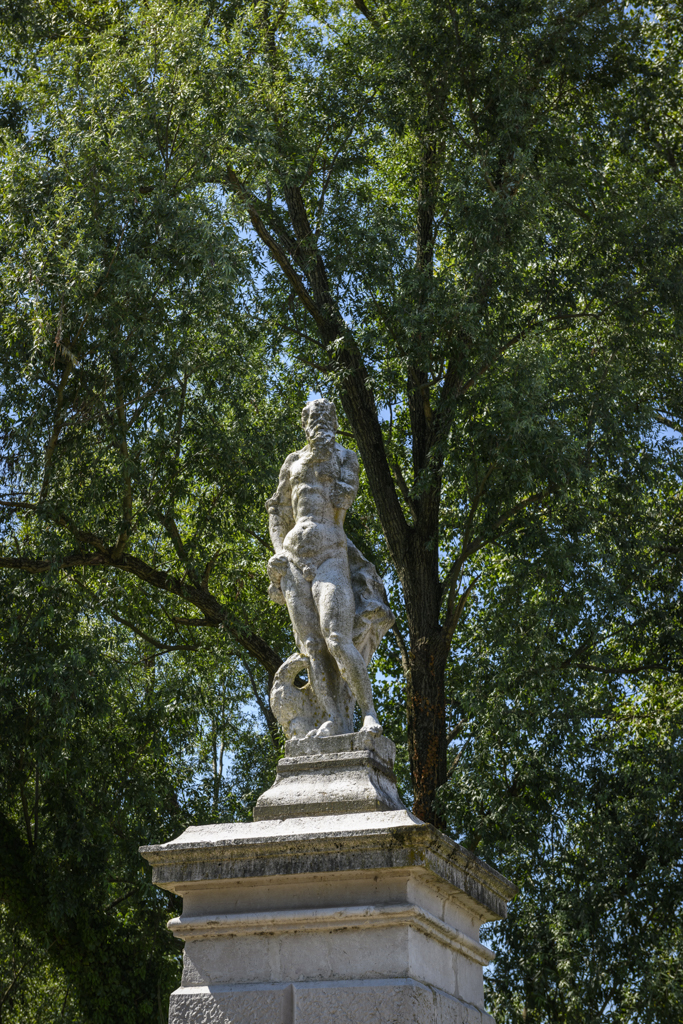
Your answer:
302,399 -> 338,448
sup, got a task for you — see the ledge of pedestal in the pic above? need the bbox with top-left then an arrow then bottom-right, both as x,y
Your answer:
140,809 -> 517,923
283,732 -> 397,759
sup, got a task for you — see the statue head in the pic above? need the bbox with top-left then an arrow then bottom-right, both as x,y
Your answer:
301,398 -> 338,444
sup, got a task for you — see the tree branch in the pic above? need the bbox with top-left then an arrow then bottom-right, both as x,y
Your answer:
279,181 -> 410,562
457,333 -> 524,399
352,0 -> 376,22
78,594 -> 197,656
576,661 -> 681,676
459,487 -> 551,566
444,578 -> 476,646
223,165 -> 324,326
656,411 -> 683,435
222,169 -> 409,565
201,550 -> 220,590
441,465 -> 497,599
104,889 -> 138,913
111,369 -> 133,559
240,658 -> 279,747
446,719 -> 467,746
18,781 -> 33,851
40,361 -> 73,500
0,548 -> 283,679
390,461 -> 417,520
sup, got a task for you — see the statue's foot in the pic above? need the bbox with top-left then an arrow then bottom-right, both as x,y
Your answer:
359,714 -> 382,736
314,720 -> 338,737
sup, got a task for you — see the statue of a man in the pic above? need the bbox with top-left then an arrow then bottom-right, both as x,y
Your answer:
266,399 -> 393,739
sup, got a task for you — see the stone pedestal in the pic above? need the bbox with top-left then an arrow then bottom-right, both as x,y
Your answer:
253,732 -> 404,820
141,752 -> 517,1024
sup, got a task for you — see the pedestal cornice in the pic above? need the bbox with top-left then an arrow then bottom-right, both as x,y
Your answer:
140,809 -> 517,923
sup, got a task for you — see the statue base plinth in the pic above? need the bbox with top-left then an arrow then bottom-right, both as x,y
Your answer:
253,732 -> 404,821
140,811 -> 517,1024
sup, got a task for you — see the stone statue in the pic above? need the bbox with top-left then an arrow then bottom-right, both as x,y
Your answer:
266,399 -> 394,739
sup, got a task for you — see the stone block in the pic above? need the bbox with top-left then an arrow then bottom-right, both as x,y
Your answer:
253,732 -> 404,820
141,811 -> 516,1024
168,979 -> 496,1024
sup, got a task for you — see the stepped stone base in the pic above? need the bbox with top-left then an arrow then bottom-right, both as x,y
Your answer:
140,810 -> 517,1024
169,978 -> 494,1024
253,731 -> 404,820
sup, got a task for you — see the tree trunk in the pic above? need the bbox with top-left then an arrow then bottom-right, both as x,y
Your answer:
402,516 -> 448,823
406,629 -> 448,823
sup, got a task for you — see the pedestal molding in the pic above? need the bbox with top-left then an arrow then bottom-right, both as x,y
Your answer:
284,732 -> 397,760
167,902 -> 495,966
276,749 -> 398,783
168,978 -> 497,1024
141,811 -> 517,1023
141,810 -> 517,919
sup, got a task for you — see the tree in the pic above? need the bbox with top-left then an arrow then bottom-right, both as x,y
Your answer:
167,0 -> 682,818
435,431 -> 683,1021
2,0 -> 683,1019
3,0 -> 681,822
0,0 -> 310,719
0,574 -> 187,1023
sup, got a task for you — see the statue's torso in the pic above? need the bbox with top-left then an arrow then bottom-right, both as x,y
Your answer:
284,444 -> 349,567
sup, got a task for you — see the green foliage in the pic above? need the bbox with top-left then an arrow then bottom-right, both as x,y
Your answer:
0,572 -> 281,1024
438,456 -> 683,1021
0,575 -> 185,1022
1,0 -> 683,1021
483,682 -> 683,1023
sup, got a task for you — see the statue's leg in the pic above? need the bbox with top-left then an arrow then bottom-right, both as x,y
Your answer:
312,557 -> 382,735
281,562 -> 341,734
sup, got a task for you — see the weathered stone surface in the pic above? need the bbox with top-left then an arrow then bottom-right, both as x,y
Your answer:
168,980 -> 496,1024
141,810 -> 517,1023
168,984 -> 290,1024
140,810 -> 517,922
253,732 -> 404,820
266,398 -> 394,739
284,731 -> 398,760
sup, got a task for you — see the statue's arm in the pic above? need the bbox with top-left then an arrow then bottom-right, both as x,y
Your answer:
332,446 -> 359,510
265,453 -> 297,553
